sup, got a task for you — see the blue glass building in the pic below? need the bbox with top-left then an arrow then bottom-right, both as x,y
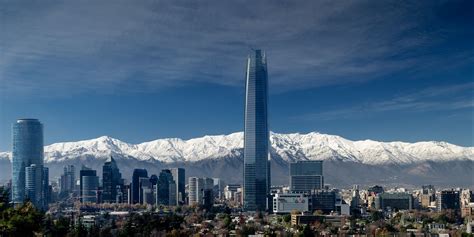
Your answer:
290,160 -> 324,193
131,169 -> 148,204
81,171 -> 99,203
156,169 -> 176,206
102,156 -> 122,203
243,50 -> 270,211
12,119 -> 44,206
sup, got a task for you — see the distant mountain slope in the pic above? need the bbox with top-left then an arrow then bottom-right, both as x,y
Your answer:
1,132 -> 472,187
2,131 -> 472,164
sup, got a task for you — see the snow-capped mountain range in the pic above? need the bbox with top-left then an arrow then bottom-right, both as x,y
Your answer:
0,131 -> 472,165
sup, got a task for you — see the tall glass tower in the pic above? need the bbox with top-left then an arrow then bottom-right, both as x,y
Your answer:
243,49 -> 270,211
102,156 -> 122,203
12,119 -> 44,206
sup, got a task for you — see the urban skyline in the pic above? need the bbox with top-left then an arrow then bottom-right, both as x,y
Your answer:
0,1 -> 472,235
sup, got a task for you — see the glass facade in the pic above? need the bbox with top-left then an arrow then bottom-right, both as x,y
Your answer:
171,168 -> 185,205
131,169 -> 148,204
157,169 -> 176,206
79,166 -> 96,202
102,156 -> 122,203
12,119 -> 44,205
82,174 -> 99,203
243,49 -> 270,211
290,161 -> 324,193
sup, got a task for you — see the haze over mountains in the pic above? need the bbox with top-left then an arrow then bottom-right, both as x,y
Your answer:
1,132 -> 472,188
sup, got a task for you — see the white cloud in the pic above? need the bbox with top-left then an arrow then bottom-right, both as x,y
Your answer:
0,0 -> 471,96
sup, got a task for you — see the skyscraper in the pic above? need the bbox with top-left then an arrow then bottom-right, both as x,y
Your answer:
171,168 -> 185,205
102,156 -> 122,203
243,49 -> 270,211
25,164 -> 43,208
131,169 -> 148,204
60,165 -> 75,195
42,167 -> 50,207
157,169 -> 176,206
12,119 -> 45,207
188,177 -> 200,205
188,177 -> 214,206
289,161 -> 324,193
79,166 -> 96,203
81,169 -> 99,203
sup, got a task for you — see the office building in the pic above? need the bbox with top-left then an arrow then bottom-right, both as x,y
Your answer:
157,169 -> 177,206
272,193 -> 309,214
213,178 -> 224,200
60,165 -> 75,195
310,190 -> 337,214
171,168 -> 185,205
131,169 -> 148,204
81,169 -> 99,203
188,177 -> 200,205
368,185 -> 384,195
79,166 -> 96,202
139,177 -> 154,205
224,184 -> 242,201
289,161 -> 323,193
421,185 -> 436,208
351,185 -> 360,209
375,193 -> 413,210
42,167 -> 50,206
243,49 -> 270,211
188,177 -> 214,206
12,119 -> 45,207
25,164 -> 43,208
437,190 -> 460,211
102,157 -> 123,203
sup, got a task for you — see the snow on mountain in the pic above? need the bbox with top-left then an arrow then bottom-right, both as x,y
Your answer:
0,152 -> 9,161
1,132 -> 473,165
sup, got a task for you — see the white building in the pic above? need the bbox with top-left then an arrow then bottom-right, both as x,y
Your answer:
272,193 -> 309,214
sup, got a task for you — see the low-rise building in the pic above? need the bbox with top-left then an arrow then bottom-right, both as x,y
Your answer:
375,192 -> 413,211
272,193 -> 308,214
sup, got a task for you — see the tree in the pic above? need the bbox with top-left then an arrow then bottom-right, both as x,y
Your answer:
300,224 -> 314,237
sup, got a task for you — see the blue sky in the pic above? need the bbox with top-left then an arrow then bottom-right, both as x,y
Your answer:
0,0 -> 473,150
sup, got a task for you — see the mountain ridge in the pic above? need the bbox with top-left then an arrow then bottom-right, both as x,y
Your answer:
0,131 -> 472,165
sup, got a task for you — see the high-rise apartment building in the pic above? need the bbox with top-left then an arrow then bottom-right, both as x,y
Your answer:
243,49 -> 270,211
289,161 -> 324,193
12,119 -> 47,209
